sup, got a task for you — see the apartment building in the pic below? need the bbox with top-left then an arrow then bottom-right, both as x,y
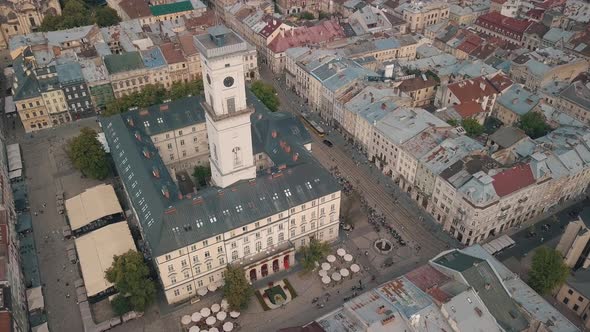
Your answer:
474,12 -> 533,45
104,52 -> 151,98
556,210 -> 590,269
0,0 -> 61,49
36,66 -> 72,126
438,76 -> 500,117
555,81 -> 590,126
431,126 -> 590,245
493,84 -> 541,126
396,75 -> 438,107
56,62 -> 94,118
510,48 -> 589,91
178,35 -> 202,81
555,270 -> 590,330
12,56 -> 51,132
101,26 -> 341,304
489,0 -> 521,17
160,43 -> 190,84
394,0 -> 449,33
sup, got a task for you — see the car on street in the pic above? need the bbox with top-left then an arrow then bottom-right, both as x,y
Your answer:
323,139 -> 333,147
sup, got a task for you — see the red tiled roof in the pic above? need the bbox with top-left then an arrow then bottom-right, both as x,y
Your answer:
525,8 -> 545,19
448,76 -> 498,103
0,312 -> 11,332
475,12 -> 533,37
119,0 -> 151,19
536,0 -> 565,9
488,73 -> 514,93
470,44 -> 497,60
259,16 -> 283,38
454,100 -> 484,119
491,0 -> 508,4
185,11 -> 216,31
405,264 -> 450,291
492,164 -> 536,197
160,42 -> 186,64
268,20 -> 345,53
178,34 -> 198,56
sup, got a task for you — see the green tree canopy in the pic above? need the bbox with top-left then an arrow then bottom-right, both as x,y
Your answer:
105,250 -> 156,312
298,11 -> 315,20
447,119 -> 459,127
251,81 -> 280,112
528,246 -> 569,295
193,165 -> 211,187
299,238 -> 331,272
67,127 -> 110,180
111,294 -> 132,316
103,80 -> 203,116
518,112 -> 550,139
223,264 -> 254,311
40,0 -> 121,31
461,118 -> 484,137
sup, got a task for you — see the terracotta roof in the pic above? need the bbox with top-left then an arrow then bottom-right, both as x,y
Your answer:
119,0 -> 151,19
268,20 -> 345,53
454,100 -> 484,118
259,16 -> 283,38
491,0 -> 508,4
525,8 -> 545,19
178,34 -> 198,56
160,42 -> 186,64
492,164 -> 535,197
470,44 -> 497,60
475,12 -> 533,37
524,22 -> 550,37
185,11 -> 216,31
488,73 -> 514,93
397,75 -> 438,92
447,76 -> 498,103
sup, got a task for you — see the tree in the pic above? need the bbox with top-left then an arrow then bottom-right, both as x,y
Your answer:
105,250 -> 156,312
251,81 -> 280,112
318,11 -> 331,19
298,11 -> 315,20
193,165 -> 211,187
67,127 -> 110,180
528,246 -> 569,295
518,112 -> 550,139
223,264 -> 254,311
103,81 -> 203,116
94,7 -> 120,27
461,118 -> 484,137
111,294 -> 132,316
299,238 -> 331,272
447,119 -> 459,127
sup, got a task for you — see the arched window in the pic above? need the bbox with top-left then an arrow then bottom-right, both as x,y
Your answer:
232,146 -> 242,167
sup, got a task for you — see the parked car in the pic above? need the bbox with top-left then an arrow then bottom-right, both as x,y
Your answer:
323,139 -> 333,147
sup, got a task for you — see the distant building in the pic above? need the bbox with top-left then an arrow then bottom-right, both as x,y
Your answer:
394,0 -> 450,33
555,81 -> 590,126
493,84 -> 541,126
556,208 -> 590,270
555,269 -> 590,330
0,0 -> 61,49
474,12 -> 533,45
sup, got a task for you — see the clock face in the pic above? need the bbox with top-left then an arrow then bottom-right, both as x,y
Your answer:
206,74 -> 211,85
223,76 -> 234,88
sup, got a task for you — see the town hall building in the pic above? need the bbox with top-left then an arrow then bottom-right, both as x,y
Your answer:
100,26 -> 342,304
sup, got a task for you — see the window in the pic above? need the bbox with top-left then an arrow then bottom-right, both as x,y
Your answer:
291,229 -> 295,238
219,257 -> 225,265
165,254 -> 171,260
278,232 -> 284,242
568,289 -> 574,295
209,275 -> 215,283
244,245 -> 250,255
227,97 -> 236,113
244,236 -> 249,243
256,241 -> 262,252
267,237 -> 273,246
187,284 -> 193,292
216,235 -> 222,242
197,280 -> 204,287
204,251 -> 210,258
206,261 -> 212,270
573,304 -> 579,311
203,240 -> 208,246
168,264 -> 174,272
195,265 -> 201,274
174,289 -> 180,296
181,260 -> 187,268
192,256 -> 199,263
579,296 -> 584,302
256,232 -> 261,239
171,276 -> 177,284
563,297 -> 570,304
217,246 -> 223,253
232,250 -> 238,260
184,271 -> 189,279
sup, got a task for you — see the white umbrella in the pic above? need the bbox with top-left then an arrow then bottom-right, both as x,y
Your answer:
344,254 -> 353,262
206,316 -> 216,326
181,315 -> 192,325
216,311 -> 227,321
337,248 -> 346,257
221,299 -> 229,310
210,328 -> 219,332
321,262 -> 331,271
200,307 -> 211,317
207,283 -> 218,292
189,326 -> 200,332
211,303 -> 221,313
350,264 -> 360,273
223,322 -> 234,332
191,312 -> 202,322
319,269 -> 328,277
331,272 -> 341,281
229,311 -> 240,318
327,255 -> 336,263
340,268 -> 350,278
197,287 -> 208,296
321,276 -> 330,284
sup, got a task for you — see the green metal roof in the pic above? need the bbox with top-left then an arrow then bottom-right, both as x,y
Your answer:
12,56 -> 41,101
103,52 -> 145,75
100,91 -> 339,256
149,1 -> 193,16
129,96 -> 206,136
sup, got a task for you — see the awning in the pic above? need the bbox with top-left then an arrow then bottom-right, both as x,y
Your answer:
65,184 -> 123,231
26,286 -> 44,312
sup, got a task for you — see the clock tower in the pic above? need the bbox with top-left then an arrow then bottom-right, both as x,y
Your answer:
194,26 -> 256,188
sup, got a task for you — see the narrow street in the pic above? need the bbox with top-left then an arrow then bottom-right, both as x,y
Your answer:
258,66 -> 457,258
